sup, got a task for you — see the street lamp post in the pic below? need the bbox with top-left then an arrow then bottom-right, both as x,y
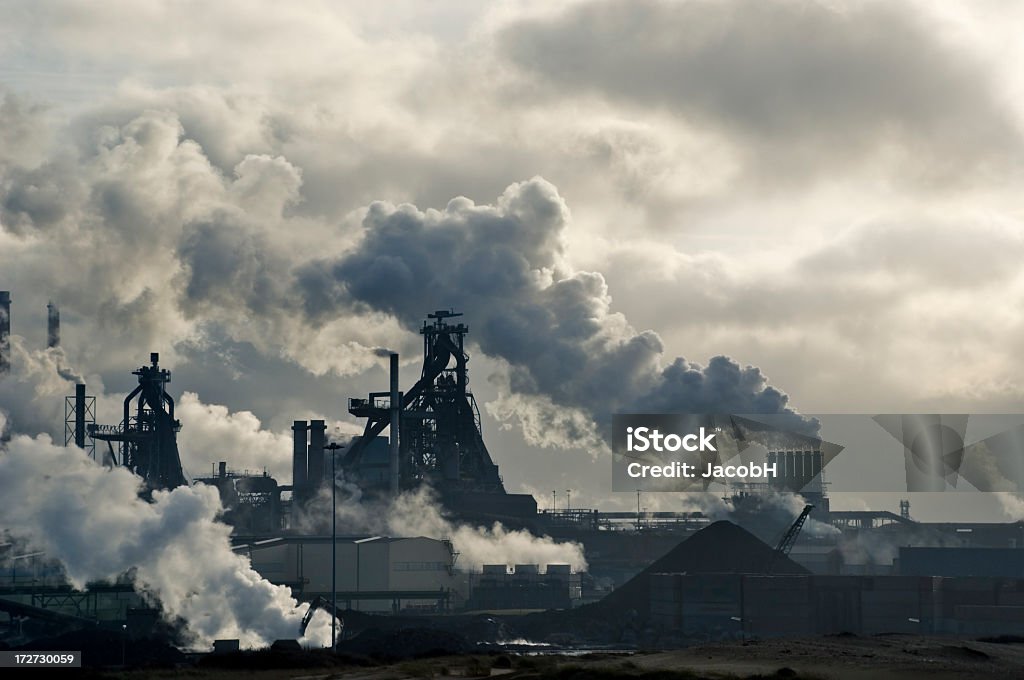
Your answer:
326,441 -> 343,650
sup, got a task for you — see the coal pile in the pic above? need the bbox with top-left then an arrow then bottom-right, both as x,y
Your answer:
598,521 -> 808,619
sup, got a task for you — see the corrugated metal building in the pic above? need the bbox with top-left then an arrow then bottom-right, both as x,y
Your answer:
236,536 -> 461,613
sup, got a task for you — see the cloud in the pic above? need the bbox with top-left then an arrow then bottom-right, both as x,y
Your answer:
298,177 -> 809,445
499,0 -> 1024,184
296,480 -> 587,571
176,392 -> 294,481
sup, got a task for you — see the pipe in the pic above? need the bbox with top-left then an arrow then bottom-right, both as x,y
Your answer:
308,420 -> 326,487
0,291 -> 10,374
47,301 -> 60,348
292,421 -> 308,490
74,383 -> 86,449
390,353 -> 400,496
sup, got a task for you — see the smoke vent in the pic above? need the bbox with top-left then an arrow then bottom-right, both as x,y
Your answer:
768,449 -> 823,492
389,352 -> 400,496
0,291 -> 10,374
47,300 -> 60,348
307,420 -> 326,487
64,383 -> 96,459
292,421 -> 308,490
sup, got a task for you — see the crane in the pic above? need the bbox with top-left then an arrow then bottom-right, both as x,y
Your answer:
765,504 -> 815,574
299,596 -> 344,643
775,504 -> 815,556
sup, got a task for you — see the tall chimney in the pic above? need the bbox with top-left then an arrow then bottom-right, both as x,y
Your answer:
292,420 -> 309,491
47,301 -> 60,348
390,353 -> 401,496
308,420 -> 326,487
74,383 -> 87,448
0,291 -> 10,374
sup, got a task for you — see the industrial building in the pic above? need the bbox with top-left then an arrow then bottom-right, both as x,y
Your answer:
236,535 -> 461,613
340,311 -> 537,523
650,573 -> 1024,638
0,544 -> 145,634
465,564 -> 582,611
5,303 -> 1024,649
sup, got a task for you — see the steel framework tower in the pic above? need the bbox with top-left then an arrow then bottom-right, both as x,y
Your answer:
344,310 -> 504,495
90,353 -> 187,490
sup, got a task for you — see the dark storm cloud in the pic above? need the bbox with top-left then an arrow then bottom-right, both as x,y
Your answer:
0,100 -> 810,447
297,177 -> 809,438
500,0 -> 1022,175
177,214 -> 287,317
0,165 -> 70,233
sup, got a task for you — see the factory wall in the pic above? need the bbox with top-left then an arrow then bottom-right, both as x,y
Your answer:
651,573 -> 1024,639
465,564 -> 582,611
899,547 -> 1024,577
238,536 -> 460,613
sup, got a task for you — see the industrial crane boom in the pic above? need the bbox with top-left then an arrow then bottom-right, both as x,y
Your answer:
299,596 -> 344,641
775,504 -> 815,556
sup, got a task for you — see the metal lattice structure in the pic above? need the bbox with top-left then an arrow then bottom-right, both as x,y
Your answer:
344,310 -> 505,496
89,353 -> 187,490
775,504 -> 815,556
64,384 -> 96,460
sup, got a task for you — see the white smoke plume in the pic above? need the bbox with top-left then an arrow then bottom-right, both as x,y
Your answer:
175,391 -> 294,481
299,480 -> 587,572
0,430 -> 334,649
0,97 -> 807,455
998,492 -> 1024,520
297,178 -> 812,447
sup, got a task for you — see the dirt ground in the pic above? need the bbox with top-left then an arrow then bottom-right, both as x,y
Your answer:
89,634 -> 1024,679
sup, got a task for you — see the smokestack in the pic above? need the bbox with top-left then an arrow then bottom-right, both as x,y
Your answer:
218,461 -> 227,478
292,421 -> 308,490
308,420 -> 326,487
390,353 -> 400,496
47,301 -> 60,348
0,291 -> 10,374
74,383 -> 86,449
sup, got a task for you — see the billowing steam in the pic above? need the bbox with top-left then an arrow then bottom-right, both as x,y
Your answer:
0,430 -> 334,649
0,97 -> 804,450
298,177 -> 808,447
998,493 -> 1024,520
299,478 -> 587,572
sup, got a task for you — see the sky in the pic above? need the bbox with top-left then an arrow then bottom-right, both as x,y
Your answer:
2,0 -> 1024,522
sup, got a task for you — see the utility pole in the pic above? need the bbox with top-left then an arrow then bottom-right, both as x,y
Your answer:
326,442 -> 343,650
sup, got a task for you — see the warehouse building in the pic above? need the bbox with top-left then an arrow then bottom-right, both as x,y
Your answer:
236,536 -> 461,613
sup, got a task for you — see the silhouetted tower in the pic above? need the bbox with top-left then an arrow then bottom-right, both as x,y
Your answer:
65,383 -> 97,460
89,353 -> 187,490
0,291 -> 9,374
345,310 -> 505,495
47,301 -> 60,348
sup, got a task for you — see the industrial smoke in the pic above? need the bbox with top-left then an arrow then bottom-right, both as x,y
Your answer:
0,428 -> 333,649
299,478 -> 588,572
